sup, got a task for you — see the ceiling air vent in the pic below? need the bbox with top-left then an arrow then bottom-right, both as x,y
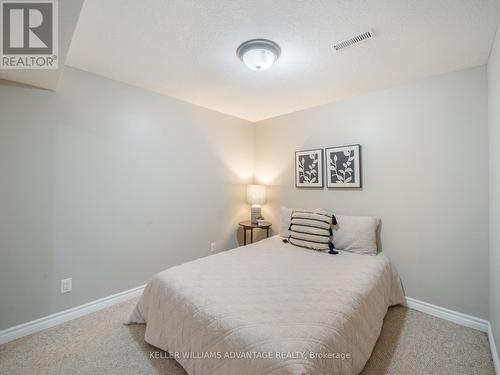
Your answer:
333,30 -> 374,51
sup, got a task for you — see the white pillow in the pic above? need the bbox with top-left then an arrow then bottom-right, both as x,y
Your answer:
279,206 -> 294,238
332,215 -> 380,255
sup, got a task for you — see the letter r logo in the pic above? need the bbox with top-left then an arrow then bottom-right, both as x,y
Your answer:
2,1 -> 53,54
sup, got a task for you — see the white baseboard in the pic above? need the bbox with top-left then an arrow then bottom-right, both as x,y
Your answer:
406,297 -> 489,332
0,284 -> 145,345
489,323 -> 500,375
406,297 -> 500,374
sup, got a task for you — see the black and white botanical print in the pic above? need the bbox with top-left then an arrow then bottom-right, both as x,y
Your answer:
330,150 -> 355,183
295,149 -> 323,188
298,154 -> 318,183
326,145 -> 361,188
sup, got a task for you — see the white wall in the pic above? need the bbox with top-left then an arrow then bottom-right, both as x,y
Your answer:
0,67 -> 254,330
254,67 -> 489,318
488,22 -> 500,357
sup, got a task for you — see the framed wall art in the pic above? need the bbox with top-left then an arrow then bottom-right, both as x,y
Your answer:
325,144 -> 361,188
295,148 -> 324,188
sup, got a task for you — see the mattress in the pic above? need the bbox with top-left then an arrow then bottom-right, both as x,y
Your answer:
126,235 -> 406,375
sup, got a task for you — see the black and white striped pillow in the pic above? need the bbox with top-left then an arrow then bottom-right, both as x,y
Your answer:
288,209 -> 337,253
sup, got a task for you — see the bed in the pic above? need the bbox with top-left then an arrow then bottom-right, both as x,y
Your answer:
126,235 -> 405,375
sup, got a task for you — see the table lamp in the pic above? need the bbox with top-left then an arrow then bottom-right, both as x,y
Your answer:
246,184 -> 266,224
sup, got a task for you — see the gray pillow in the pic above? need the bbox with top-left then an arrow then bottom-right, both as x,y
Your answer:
279,206 -> 294,238
332,215 -> 380,255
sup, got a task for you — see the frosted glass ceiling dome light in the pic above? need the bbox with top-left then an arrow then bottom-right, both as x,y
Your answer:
236,39 -> 281,72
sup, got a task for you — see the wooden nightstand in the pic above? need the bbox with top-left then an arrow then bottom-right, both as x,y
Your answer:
238,221 -> 272,245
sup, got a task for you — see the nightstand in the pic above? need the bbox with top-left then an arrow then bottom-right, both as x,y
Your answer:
238,221 -> 272,245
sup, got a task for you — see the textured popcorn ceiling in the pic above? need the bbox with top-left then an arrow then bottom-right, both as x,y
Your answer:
66,0 -> 500,121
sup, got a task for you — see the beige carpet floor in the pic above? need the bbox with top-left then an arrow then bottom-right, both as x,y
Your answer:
0,298 -> 495,375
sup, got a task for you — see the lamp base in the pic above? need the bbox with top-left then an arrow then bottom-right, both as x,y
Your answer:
251,206 -> 261,224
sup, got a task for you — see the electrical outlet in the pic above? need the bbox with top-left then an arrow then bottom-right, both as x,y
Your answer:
210,242 -> 217,254
61,278 -> 72,294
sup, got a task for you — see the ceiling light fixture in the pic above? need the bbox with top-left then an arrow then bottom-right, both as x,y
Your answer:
236,39 -> 281,72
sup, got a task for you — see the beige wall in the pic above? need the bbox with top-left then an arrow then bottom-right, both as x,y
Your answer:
0,63 -> 493,331
488,21 -> 500,358
254,66 -> 489,318
0,67 -> 254,330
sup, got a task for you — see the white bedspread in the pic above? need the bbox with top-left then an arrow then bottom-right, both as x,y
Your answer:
127,236 -> 405,375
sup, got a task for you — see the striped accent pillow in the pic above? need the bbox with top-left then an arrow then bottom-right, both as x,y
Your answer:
288,209 -> 337,252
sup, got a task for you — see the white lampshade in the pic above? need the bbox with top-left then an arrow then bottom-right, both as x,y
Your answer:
246,184 -> 266,206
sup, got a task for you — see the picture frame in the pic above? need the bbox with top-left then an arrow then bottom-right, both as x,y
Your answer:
295,148 -> 324,188
325,144 -> 361,188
